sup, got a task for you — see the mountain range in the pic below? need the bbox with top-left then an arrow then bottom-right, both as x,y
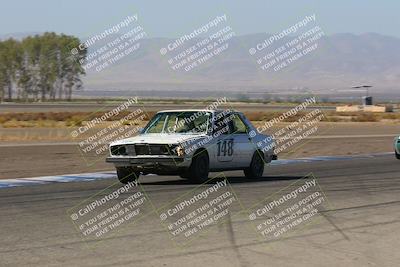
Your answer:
2,32 -> 400,98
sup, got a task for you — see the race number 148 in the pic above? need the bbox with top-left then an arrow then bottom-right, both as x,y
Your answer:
217,139 -> 234,156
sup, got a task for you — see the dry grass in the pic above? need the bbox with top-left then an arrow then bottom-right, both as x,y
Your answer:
0,110 -> 399,128
0,111 -> 155,128
244,111 -> 400,122
243,111 -> 329,122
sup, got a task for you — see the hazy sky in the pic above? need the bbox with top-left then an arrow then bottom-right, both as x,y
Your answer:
1,0 -> 399,38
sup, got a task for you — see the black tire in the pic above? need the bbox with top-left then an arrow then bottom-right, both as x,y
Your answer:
396,151 -> 400,160
179,171 -> 190,179
244,152 -> 265,178
116,167 -> 139,184
188,150 -> 209,183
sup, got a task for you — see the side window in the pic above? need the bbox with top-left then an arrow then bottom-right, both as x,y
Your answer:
213,113 -> 231,135
231,114 -> 248,134
192,113 -> 211,133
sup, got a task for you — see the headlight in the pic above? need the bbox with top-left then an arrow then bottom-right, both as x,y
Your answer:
110,145 -> 127,156
167,144 -> 186,156
176,145 -> 185,157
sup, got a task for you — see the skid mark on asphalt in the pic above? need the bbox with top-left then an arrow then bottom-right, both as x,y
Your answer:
0,153 -> 393,189
270,152 -> 392,166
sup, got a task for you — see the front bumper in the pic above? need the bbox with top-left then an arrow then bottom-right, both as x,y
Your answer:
106,156 -> 189,167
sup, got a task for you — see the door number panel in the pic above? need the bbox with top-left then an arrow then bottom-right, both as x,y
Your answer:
217,139 -> 234,162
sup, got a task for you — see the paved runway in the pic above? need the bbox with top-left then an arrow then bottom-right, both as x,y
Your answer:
1,154 -> 399,266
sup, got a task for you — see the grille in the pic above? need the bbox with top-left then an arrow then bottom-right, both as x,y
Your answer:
135,144 -> 173,155
111,144 -> 175,156
135,144 -> 150,155
126,145 -> 136,156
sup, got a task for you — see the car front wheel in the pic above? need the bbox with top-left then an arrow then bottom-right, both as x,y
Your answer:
396,151 -> 400,160
179,172 -> 190,179
244,152 -> 265,178
116,167 -> 140,184
188,150 -> 209,183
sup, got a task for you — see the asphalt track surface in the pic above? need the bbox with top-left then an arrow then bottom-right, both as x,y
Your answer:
1,154 -> 399,266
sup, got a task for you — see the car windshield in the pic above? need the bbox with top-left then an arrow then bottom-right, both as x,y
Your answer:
143,111 -> 211,134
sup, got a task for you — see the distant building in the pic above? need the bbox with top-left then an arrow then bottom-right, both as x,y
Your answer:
336,104 -> 392,113
362,96 -> 373,106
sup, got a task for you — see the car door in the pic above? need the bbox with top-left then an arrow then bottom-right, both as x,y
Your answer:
209,112 -> 235,169
229,113 -> 255,168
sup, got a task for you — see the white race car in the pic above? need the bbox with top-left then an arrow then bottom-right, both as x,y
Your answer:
106,109 -> 277,183
395,135 -> 400,159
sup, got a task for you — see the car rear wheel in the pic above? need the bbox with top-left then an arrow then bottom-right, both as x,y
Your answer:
244,152 -> 265,178
188,150 -> 209,183
396,151 -> 400,159
116,167 -> 140,184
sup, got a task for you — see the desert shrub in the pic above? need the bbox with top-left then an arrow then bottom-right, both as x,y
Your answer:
351,113 -> 379,122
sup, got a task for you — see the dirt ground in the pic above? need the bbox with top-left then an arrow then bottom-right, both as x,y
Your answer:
0,122 -> 398,179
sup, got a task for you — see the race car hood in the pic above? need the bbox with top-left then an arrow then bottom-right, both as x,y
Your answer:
110,133 -> 206,146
